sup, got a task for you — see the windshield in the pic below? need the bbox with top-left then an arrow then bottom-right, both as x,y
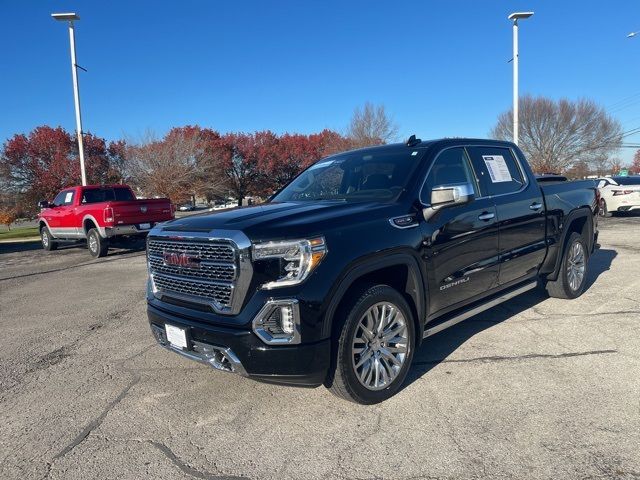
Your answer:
272,148 -> 424,202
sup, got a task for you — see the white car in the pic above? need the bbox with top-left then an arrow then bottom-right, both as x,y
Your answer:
597,176 -> 640,216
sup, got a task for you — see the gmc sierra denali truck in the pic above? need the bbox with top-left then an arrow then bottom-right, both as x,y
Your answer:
146,138 -> 599,404
38,184 -> 174,258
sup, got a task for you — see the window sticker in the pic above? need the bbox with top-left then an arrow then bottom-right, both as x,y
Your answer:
482,155 -> 512,183
64,191 -> 73,203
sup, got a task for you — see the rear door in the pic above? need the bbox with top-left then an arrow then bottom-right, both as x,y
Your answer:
466,146 -> 546,286
420,146 -> 500,315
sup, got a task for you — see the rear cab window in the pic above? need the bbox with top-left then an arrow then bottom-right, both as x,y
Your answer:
466,146 -> 526,196
81,187 -> 135,204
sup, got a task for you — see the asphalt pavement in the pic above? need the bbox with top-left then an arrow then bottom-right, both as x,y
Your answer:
0,214 -> 639,479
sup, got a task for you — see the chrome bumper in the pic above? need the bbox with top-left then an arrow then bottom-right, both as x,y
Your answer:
150,324 -> 247,376
104,225 -> 151,237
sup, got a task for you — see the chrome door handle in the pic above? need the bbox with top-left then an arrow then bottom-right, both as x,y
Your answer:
529,202 -> 543,211
478,212 -> 495,221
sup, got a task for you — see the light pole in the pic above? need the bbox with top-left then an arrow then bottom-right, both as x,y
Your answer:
508,11 -> 534,146
52,12 -> 87,186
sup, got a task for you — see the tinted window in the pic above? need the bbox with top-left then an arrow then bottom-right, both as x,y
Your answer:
612,176 -> 640,186
468,147 -> 525,196
81,187 -> 135,204
53,191 -> 66,206
53,190 -> 75,206
420,147 -> 477,204
272,148 -> 424,202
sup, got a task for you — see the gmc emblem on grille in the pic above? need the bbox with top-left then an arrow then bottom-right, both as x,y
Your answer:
163,251 -> 200,269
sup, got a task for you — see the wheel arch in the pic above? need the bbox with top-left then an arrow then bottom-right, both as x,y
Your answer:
82,215 -> 101,237
323,252 -> 427,346
547,208 -> 594,281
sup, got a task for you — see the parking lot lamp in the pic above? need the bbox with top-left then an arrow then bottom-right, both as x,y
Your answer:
52,12 -> 87,186
508,11 -> 534,146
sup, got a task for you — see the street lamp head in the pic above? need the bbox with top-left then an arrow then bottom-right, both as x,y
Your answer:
627,32 -> 637,38
508,11 -> 534,21
51,12 -> 80,22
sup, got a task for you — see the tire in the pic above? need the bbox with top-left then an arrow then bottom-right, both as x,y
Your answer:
87,228 -> 109,258
546,232 -> 588,299
599,199 -> 611,217
41,226 -> 58,251
326,285 -> 416,404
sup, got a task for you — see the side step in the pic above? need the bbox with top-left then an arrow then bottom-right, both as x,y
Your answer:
423,281 -> 537,338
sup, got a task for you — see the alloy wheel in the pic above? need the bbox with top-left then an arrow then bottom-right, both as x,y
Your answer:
89,234 -> 98,253
351,302 -> 409,391
567,241 -> 585,291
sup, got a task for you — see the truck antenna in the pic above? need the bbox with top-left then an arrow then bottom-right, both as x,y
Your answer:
406,134 -> 421,147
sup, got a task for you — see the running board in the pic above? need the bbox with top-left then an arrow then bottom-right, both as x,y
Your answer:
423,281 -> 537,338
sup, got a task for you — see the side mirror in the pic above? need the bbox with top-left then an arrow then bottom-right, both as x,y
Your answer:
423,184 -> 474,220
38,200 -> 51,209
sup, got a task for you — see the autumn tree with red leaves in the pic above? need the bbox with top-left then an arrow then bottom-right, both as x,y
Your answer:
632,150 -> 640,174
0,126 -> 124,213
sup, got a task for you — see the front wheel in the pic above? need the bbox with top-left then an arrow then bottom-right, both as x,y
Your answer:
546,232 -> 588,299
87,228 -> 109,258
326,285 -> 415,404
41,227 -> 58,251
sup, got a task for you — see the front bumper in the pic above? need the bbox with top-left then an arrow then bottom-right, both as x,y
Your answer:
148,304 -> 331,387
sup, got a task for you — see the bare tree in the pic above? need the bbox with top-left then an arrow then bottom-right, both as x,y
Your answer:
124,128 -> 227,203
490,96 -> 623,173
347,102 -> 399,148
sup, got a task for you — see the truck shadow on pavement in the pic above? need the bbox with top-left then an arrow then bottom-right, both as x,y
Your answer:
404,247 -> 617,388
0,239 -> 147,256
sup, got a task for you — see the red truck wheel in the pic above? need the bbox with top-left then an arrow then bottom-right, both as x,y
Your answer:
87,228 -> 109,258
41,227 -> 58,251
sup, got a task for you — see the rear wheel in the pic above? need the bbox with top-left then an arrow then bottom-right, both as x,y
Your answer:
546,232 -> 588,299
326,285 -> 415,404
41,227 -> 57,251
87,228 -> 109,258
599,199 -> 611,217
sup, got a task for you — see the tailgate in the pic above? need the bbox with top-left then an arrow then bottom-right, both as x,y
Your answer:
110,200 -> 173,225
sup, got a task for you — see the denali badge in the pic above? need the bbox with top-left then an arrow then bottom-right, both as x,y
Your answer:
163,251 -> 200,269
440,277 -> 470,291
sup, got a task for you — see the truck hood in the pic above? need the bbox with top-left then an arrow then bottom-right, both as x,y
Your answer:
158,201 -> 398,241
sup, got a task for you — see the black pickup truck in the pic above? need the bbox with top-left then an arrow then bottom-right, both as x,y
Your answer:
146,138 -> 599,404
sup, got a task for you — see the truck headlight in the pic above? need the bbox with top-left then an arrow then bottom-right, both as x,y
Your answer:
252,237 -> 327,289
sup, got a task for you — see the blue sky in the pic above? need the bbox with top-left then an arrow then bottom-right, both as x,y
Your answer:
3,1 -> 640,162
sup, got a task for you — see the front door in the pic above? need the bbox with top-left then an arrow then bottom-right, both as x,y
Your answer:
419,147 -> 500,316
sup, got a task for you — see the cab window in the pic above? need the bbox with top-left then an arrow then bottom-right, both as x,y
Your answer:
420,147 -> 478,204
467,147 -> 525,196
53,190 -> 75,206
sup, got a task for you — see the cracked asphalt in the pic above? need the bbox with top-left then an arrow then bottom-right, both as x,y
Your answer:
1,215 -> 639,480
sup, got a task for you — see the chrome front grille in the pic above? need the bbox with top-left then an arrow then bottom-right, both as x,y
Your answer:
147,239 -> 234,261
147,234 -> 251,314
148,256 -> 236,282
152,273 -> 233,306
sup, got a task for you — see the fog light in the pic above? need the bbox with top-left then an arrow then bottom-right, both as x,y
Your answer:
280,305 -> 294,334
252,300 -> 301,345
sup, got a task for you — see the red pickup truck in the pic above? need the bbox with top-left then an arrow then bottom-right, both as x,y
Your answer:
38,184 -> 174,258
